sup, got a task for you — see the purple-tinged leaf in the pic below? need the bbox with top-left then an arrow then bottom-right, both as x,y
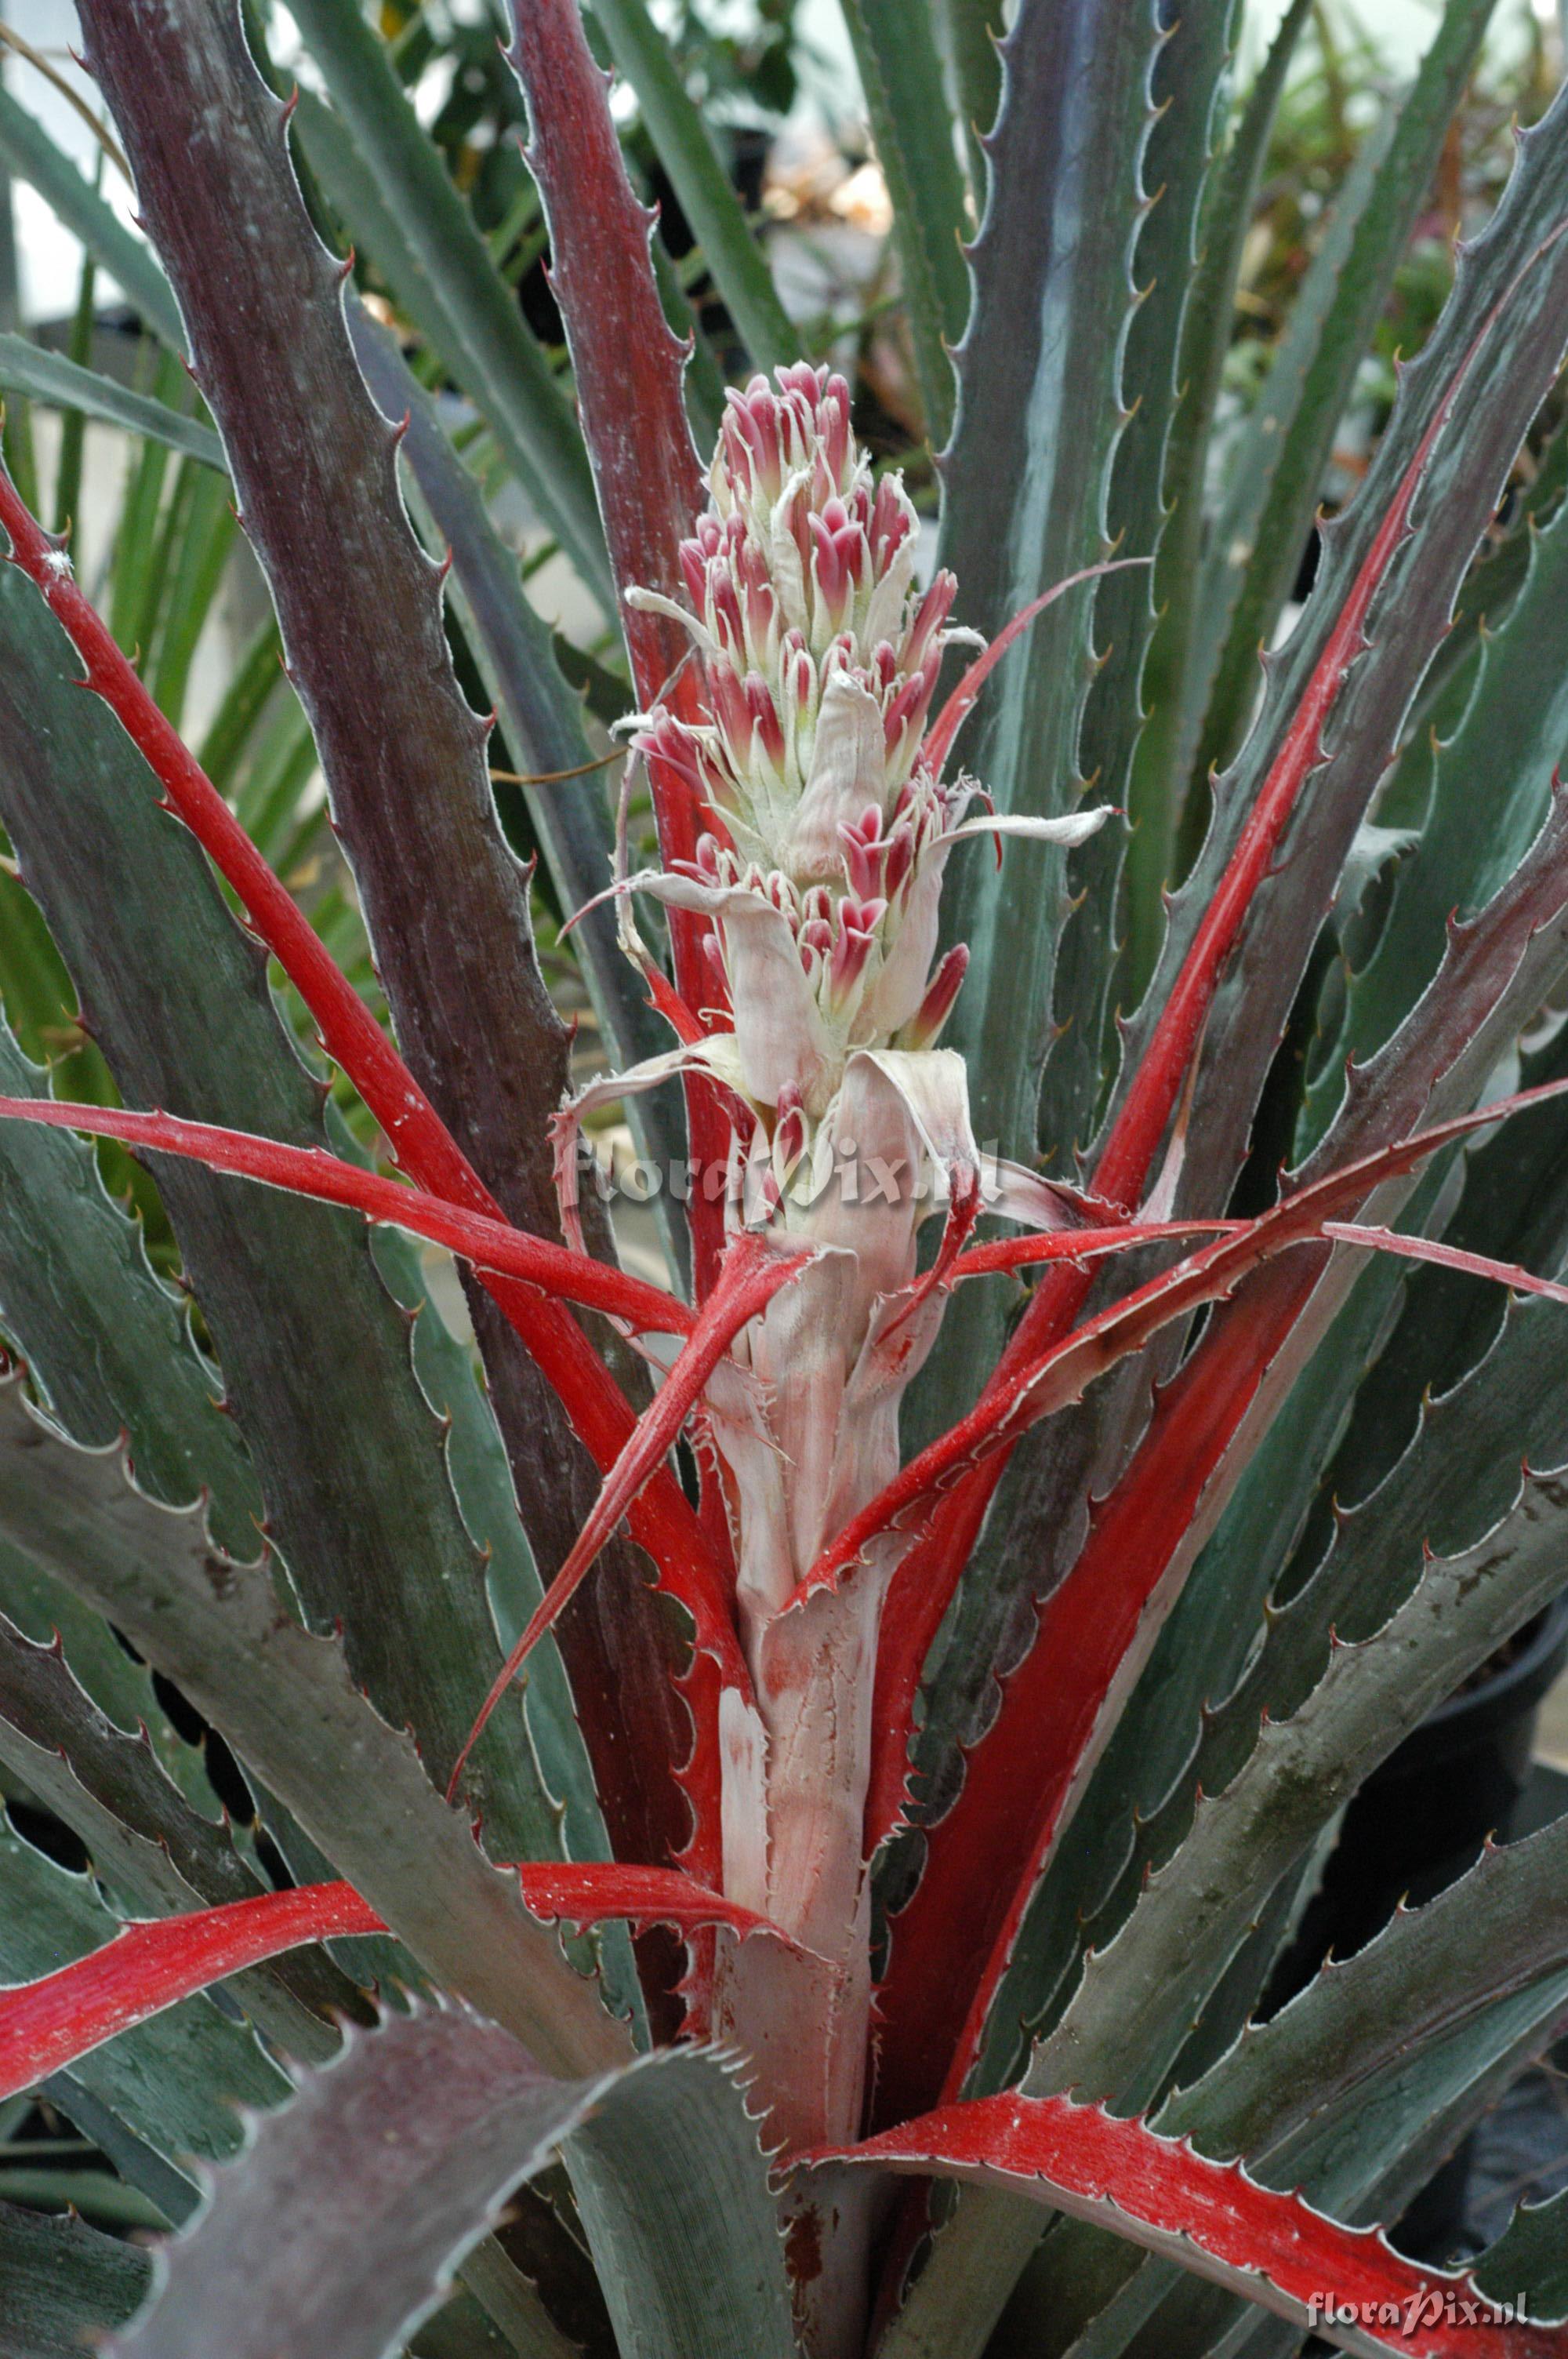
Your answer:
500,0 -> 735,1314
101,2010 -> 793,2359
71,0 -> 697,1914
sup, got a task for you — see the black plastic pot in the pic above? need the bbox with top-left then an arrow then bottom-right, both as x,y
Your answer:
1267,1594 -> 1568,2256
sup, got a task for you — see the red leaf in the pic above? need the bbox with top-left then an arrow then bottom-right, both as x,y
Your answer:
0,1097 -> 692,1336
502,0 -> 732,1304
1092,224 -> 1568,1226
0,1867 -> 805,2100
808,1078 -> 1568,1629
0,465 -> 734,1882
864,227 -> 1568,1820
870,1079 -> 1568,2125
811,2094 -> 1567,2358
923,559 -> 1151,781
447,1231 -> 813,1795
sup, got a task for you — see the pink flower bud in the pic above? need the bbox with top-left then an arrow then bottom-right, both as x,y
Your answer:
772,1081 -> 808,1180
882,820 -> 916,906
898,943 -> 970,1049
746,674 -> 786,768
903,572 -> 956,673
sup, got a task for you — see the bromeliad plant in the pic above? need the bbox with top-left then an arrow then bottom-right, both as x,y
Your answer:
5,0 -> 1568,2354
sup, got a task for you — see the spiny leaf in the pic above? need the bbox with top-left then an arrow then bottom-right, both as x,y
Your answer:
0,1014 -> 259,1554
0,1608 -> 359,2061
1184,0 -> 1501,798
877,682 -> 1568,2128
1304,456 -> 1568,1147
0,454 -> 712,1893
281,0 -> 608,601
584,0 -> 797,375
0,1816 -> 289,2189
0,555 -> 566,1856
886,118 -> 1568,1928
814,2092 -> 1560,2359
344,305 -> 676,1150
1109,79 -> 1568,1240
927,0 -> 1159,1190
0,2194 -> 152,2354
1060,0 -> 1240,1041
0,1869 -> 808,2101
1161,1814 -> 1568,2166
102,2012 -> 793,2359
0,1371 -> 627,2081
1062,1836 -> 1568,2359
1028,1458 -> 1568,2117
1475,2193 -> 1568,2323
1122,0 -> 1314,922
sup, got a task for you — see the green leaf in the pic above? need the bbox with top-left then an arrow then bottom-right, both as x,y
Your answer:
1303,463 -> 1568,1145
279,2 -> 610,604
1475,2189 -> 1568,2321
1047,0 -> 1240,1136
1162,1812 -> 1568,2163
148,461 -> 238,727
0,1011 -> 260,1554
0,1537 -> 204,1789
50,231 -> 96,540
195,614 -> 285,794
362,1212 -> 643,2027
934,0 -> 1004,190
107,347 -> 185,654
565,2049 -> 798,2359
906,0 -> 1162,1441
877,2186 -> 1046,2359
935,1874 -> 1568,2359
935,0 -> 1157,1159
1184,0 -> 1499,799
0,1605 -> 363,2062
1115,69 -> 1568,1234
837,0 -> 970,440
1303,1022 -> 1568,1578
1027,1459 -> 1568,2113
0,543 -> 561,1866
1120,0 -> 1313,990
1046,1826 -> 1568,2359
0,1814 -> 289,2181
0,2197 -> 152,2357
585,0 -> 795,374
0,82 -> 183,349
0,1371 -> 627,2081
0,336 -> 223,471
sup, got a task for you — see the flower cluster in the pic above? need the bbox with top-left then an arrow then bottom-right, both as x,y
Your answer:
627,364 -> 988,1114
